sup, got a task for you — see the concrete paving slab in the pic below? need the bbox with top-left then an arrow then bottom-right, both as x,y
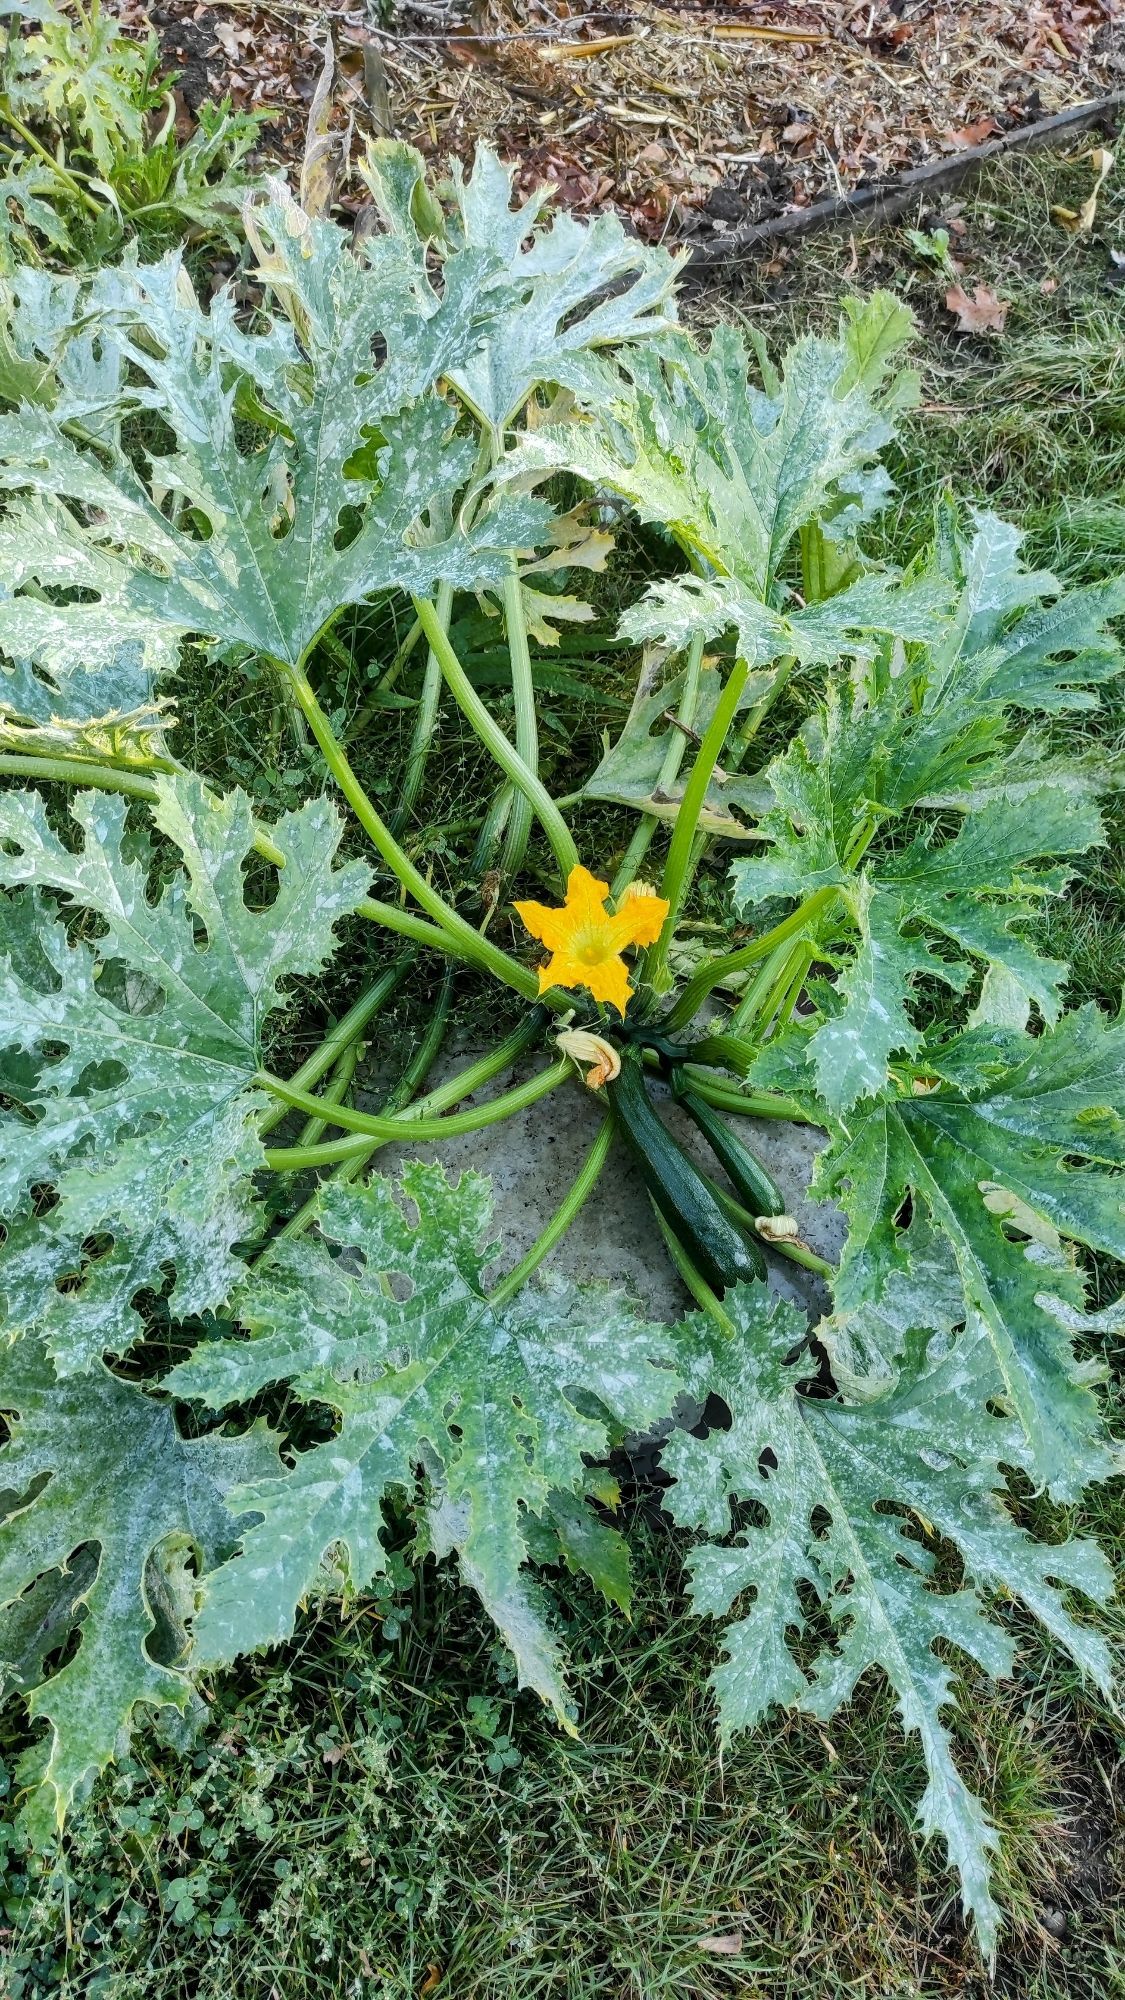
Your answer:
362,1048 -> 845,1326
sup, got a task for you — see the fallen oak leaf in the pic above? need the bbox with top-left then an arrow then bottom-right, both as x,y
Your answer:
944,282 -> 1009,333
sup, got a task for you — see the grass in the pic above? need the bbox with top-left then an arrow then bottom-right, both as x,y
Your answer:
4,1509 -> 1122,1999
2,144 -> 1124,1996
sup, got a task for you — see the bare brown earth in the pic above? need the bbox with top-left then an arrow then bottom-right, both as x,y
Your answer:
118,0 -> 1123,240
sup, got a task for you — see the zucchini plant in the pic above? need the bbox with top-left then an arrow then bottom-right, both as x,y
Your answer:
0,141 -> 1121,1962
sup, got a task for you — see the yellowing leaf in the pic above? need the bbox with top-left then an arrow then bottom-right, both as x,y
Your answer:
1052,147 -> 1115,233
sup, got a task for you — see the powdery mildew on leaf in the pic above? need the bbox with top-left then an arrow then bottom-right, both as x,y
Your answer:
732,507 -> 1118,1110
0,1333 -> 280,1834
662,1284 -> 1116,1961
0,217 -> 551,680
167,1163 -> 679,1716
0,773 -> 370,1373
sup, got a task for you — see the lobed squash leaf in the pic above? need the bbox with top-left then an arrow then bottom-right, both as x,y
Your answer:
663,1283 -> 1115,1961
0,774 -> 370,1374
166,1164 -> 679,1717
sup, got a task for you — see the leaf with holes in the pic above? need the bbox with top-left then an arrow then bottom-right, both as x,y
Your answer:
166,1164 -> 679,1716
785,1004 -> 1125,1496
0,1330 -> 280,1835
0,213 -> 550,683
363,140 -> 681,430
663,1283 -> 1115,1961
0,773 -> 370,1374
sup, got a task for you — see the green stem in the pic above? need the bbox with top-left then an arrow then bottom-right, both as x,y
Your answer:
729,653 -> 795,762
0,104 -> 100,213
686,1031 -> 756,1078
497,557 -> 538,880
294,1042 -> 361,1148
271,968 -> 453,1244
411,596 -> 578,882
0,753 -> 176,799
749,939 -> 812,1040
258,955 -> 414,1140
766,1234 -> 835,1280
392,580 -> 452,835
0,749 -> 551,997
471,783 -> 514,879
275,654 -> 555,1004
489,1114 -> 613,1308
611,628 -> 707,902
646,657 -> 751,994
728,938 -> 801,1038
261,1055 -> 569,1166
768,942 -> 815,1037
678,1068 -> 812,1125
668,885 -> 837,1036
649,1199 -> 734,1333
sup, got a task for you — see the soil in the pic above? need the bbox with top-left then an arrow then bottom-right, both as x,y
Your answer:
116,0 -> 1124,242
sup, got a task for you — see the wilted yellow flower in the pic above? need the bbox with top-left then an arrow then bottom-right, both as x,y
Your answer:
515,865 -> 669,1015
556,1028 -> 622,1090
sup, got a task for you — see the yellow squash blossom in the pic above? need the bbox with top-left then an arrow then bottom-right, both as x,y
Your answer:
515,865 -> 669,1015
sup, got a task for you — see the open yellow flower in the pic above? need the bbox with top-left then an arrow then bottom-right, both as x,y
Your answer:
515,865 -> 669,1015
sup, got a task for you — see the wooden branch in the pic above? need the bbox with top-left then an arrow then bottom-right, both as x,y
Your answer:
684,90 -> 1125,273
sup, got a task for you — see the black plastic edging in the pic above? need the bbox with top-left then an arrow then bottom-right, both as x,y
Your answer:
684,88 -> 1125,272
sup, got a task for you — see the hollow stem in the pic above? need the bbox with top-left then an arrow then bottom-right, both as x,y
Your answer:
764,1234 -> 836,1280
471,782 -> 514,880
686,1031 -> 756,1078
0,105 -> 100,212
497,563 -> 538,880
0,753 -> 176,799
294,1041 -> 361,1148
489,1113 -> 613,1308
670,884 -> 838,1037
678,1068 -> 811,1125
646,656 -> 751,994
728,937 -> 802,1037
257,954 -> 414,1140
261,1055 -> 570,1163
392,579 -> 452,835
271,968 -> 453,1244
767,941 -> 815,1038
412,595 -> 578,881
611,628 -> 707,902
275,653 -> 555,1004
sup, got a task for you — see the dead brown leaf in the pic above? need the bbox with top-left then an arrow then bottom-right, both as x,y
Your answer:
697,1932 -> 744,1956
946,115 -> 1001,147
944,281 -> 1009,333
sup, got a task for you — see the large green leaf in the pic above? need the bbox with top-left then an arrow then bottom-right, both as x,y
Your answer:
363,140 -> 681,431
507,297 -> 915,593
4,0 -> 154,175
731,506 -> 1121,1108
616,566 -> 951,670
0,774 -> 370,1374
167,1164 -> 678,1716
0,217 -> 550,680
663,1285 -> 1115,1960
809,1006 -> 1125,1496
0,1331 -> 279,1834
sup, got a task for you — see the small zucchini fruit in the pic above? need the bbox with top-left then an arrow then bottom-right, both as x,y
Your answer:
608,1050 -> 763,1293
673,1079 -> 786,1218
